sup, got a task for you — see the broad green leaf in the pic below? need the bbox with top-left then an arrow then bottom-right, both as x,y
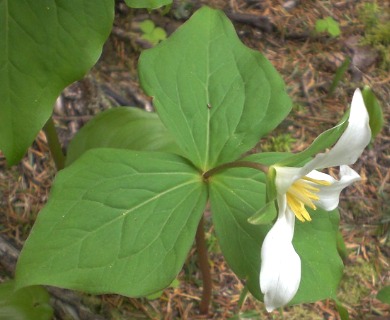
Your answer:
209,153 -> 288,299
209,165 -> 266,299
291,208 -> 343,304
66,107 -> 180,165
16,150 -> 207,297
209,153 -> 343,303
0,280 -> 53,320
0,0 -> 114,166
277,116 -> 349,167
125,0 -> 172,9
362,86 -> 384,139
139,7 -> 291,171
377,286 -> 390,304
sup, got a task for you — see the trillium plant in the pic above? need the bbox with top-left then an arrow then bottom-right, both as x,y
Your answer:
260,90 -> 371,311
1,2 -> 376,317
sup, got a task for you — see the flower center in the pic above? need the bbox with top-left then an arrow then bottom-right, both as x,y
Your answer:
286,176 -> 331,222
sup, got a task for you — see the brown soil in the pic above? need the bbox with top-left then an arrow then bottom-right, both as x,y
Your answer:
0,0 -> 389,319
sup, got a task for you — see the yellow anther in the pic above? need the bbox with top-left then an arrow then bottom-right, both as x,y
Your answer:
286,193 -> 312,222
302,176 -> 332,186
286,176 -> 330,222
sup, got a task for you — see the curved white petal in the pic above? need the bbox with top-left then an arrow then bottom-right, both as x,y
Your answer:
260,199 -> 301,312
300,89 -> 371,176
274,166 -> 302,195
306,166 -> 361,210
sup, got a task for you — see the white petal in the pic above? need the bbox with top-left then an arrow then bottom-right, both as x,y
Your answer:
306,166 -> 361,210
300,89 -> 371,175
260,201 -> 301,312
274,166 -> 302,195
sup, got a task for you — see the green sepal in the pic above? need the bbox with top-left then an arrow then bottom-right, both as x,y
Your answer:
247,201 -> 277,225
265,166 -> 277,202
276,114 -> 349,167
246,158 -> 277,225
362,86 -> 384,139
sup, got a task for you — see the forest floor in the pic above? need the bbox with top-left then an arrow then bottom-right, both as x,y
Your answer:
0,0 -> 389,319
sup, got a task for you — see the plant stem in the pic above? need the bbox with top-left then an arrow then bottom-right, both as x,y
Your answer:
195,216 -> 212,315
203,160 -> 268,180
43,116 -> 65,171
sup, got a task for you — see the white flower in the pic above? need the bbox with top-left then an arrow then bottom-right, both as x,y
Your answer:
260,89 -> 371,312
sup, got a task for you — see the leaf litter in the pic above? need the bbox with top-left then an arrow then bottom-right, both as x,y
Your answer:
0,0 -> 389,319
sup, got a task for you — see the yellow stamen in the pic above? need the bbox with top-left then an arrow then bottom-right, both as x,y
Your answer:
286,176 -> 330,222
286,193 -> 312,222
302,176 -> 332,186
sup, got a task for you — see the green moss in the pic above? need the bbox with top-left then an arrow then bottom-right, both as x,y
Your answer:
261,134 -> 296,153
359,3 -> 390,69
249,301 -> 325,319
338,257 -> 375,305
285,306 -> 324,320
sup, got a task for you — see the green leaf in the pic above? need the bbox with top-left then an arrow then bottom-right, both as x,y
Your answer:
139,20 -> 167,45
315,20 -> 328,33
277,115 -> 349,167
146,278 -> 179,300
139,20 -> 155,34
377,286 -> 390,304
291,208 -> 344,304
209,152 -> 343,304
151,27 -> 167,42
334,299 -> 350,320
0,0 -> 114,166
315,17 -> 341,37
16,150 -> 207,297
328,57 -> 351,96
124,0 -> 172,9
66,107 -> 180,166
139,7 -> 291,171
336,231 -> 348,261
209,165 -> 267,299
0,280 -> 53,320
362,86 -> 384,139
209,152 -> 290,299
142,28 -> 167,46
